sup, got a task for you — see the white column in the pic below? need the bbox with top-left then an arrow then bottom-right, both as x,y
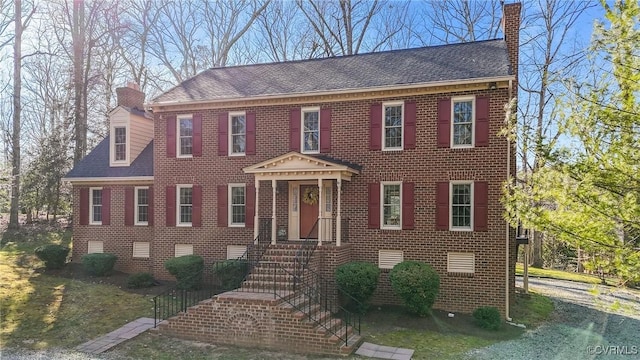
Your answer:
271,179 -> 277,245
253,178 -> 260,242
336,178 -> 342,247
317,178 -> 323,246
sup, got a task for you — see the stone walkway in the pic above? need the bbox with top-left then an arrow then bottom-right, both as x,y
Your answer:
75,317 -> 155,354
355,342 -> 414,360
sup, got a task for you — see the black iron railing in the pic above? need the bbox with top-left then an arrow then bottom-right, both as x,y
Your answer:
293,219 -> 319,289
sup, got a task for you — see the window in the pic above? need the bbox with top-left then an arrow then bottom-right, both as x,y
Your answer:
135,187 -> 149,225
302,109 -> 319,153
383,102 -> 403,150
87,240 -> 103,254
114,127 -> 127,161
227,245 -> 247,260
229,184 -> 245,226
175,244 -> 193,257
447,252 -> 475,274
452,98 -> 474,147
133,242 -> 150,258
178,116 -> 193,157
378,250 -> 403,269
451,182 -> 473,230
177,185 -> 193,226
381,182 -> 401,229
229,112 -> 246,155
90,188 -> 102,225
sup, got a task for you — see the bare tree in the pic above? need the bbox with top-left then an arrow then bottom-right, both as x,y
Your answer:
9,0 -> 21,229
419,0 -> 502,45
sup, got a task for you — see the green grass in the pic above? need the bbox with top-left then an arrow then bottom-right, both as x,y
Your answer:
0,225 -> 153,350
516,263 -> 618,286
510,292 -> 554,328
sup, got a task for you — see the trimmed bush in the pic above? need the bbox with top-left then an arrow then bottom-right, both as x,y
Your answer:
34,244 -> 70,269
82,253 -> 117,276
126,272 -> 155,289
473,306 -> 502,330
389,260 -> 440,317
335,262 -> 380,313
164,255 -> 204,290
213,259 -> 248,291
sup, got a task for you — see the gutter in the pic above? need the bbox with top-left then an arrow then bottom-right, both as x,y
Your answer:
505,78 -> 513,322
61,176 -> 154,183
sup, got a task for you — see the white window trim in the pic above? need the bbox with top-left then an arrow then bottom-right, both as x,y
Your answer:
450,181 -> 474,231
135,186 -> 149,226
176,184 -> 193,227
301,107 -> 320,154
177,114 -> 193,158
228,183 -> 246,227
110,124 -> 130,166
89,187 -> 103,225
450,96 -> 476,149
380,181 -> 402,230
382,101 -> 404,151
228,111 -> 247,156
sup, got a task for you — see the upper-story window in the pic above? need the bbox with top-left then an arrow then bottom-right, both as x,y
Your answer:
230,112 -> 246,156
178,116 -> 193,157
135,187 -> 149,225
451,182 -> 473,231
114,127 -> 127,161
452,97 -> 474,147
90,187 -> 103,225
383,102 -> 403,150
302,108 -> 320,153
177,185 -> 193,226
381,182 -> 401,230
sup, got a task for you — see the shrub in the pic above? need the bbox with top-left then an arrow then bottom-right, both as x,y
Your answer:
213,259 -> 248,291
82,253 -> 117,276
164,255 -> 204,290
389,261 -> 440,317
335,262 -> 380,313
34,244 -> 70,269
126,272 -> 155,289
473,306 -> 502,330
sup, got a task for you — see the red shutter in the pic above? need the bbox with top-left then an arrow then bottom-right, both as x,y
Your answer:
79,188 -> 89,225
246,112 -> 256,155
124,187 -> 134,226
192,185 -> 202,227
475,96 -> 490,147
166,186 -> 176,227
474,182 -> 488,231
217,185 -> 228,227
290,108 -> 301,151
218,112 -> 228,156
193,113 -> 203,156
320,108 -> 331,153
437,98 -> 451,148
166,115 -> 176,158
148,187 -> 154,226
245,185 -> 255,228
402,182 -> 415,230
404,101 -> 416,150
370,103 -> 382,150
102,188 -> 111,225
436,182 -> 449,230
368,183 -> 380,229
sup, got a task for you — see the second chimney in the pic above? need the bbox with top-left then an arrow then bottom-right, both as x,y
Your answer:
116,82 -> 145,110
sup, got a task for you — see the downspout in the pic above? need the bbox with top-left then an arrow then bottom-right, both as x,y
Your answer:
505,79 -> 513,321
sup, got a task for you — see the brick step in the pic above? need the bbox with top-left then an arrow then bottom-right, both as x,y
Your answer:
241,280 -> 296,291
291,304 -> 321,319
259,255 -> 299,263
340,334 -> 364,354
315,317 -> 343,335
246,273 -> 295,283
251,265 -> 297,275
327,326 -> 354,345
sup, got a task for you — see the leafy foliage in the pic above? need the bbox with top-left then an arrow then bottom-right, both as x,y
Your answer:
335,262 -> 380,313
81,253 -> 117,276
164,255 -> 204,290
126,272 -> 155,289
473,306 -> 502,330
212,259 -> 248,291
34,244 -> 69,269
389,261 -> 440,317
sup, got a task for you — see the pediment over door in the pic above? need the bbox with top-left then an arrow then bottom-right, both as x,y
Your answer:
243,152 -> 360,181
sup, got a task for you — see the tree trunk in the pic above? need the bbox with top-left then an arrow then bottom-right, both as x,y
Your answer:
531,230 -> 544,268
9,0 -> 22,230
72,0 -> 86,165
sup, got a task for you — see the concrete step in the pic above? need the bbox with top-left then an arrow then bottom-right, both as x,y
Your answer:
340,334 -> 364,354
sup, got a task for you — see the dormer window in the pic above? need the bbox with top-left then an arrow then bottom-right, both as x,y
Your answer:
114,127 -> 127,161
110,122 -> 129,166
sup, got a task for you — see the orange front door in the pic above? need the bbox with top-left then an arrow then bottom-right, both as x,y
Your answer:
299,185 -> 319,239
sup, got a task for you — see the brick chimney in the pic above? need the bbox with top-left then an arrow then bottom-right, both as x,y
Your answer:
502,2 -> 521,91
115,82 -> 145,110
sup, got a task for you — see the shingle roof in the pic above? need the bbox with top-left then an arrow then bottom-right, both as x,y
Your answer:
152,39 -> 512,104
65,137 -> 154,179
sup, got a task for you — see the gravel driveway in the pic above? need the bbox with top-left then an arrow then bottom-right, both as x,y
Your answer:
466,277 -> 640,360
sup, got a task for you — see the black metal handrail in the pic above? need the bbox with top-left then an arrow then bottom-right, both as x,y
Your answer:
293,218 -> 319,290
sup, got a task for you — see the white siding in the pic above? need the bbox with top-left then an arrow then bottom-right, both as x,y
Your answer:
130,114 -> 153,162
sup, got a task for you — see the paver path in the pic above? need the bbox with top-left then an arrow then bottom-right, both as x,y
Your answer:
355,342 -> 414,360
75,317 -> 155,354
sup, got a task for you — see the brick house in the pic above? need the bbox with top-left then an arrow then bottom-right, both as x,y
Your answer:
65,3 -> 521,354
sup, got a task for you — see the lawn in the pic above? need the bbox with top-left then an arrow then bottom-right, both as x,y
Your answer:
516,263 -> 618,286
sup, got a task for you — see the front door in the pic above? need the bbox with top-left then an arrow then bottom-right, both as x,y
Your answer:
299,185 -> 319,239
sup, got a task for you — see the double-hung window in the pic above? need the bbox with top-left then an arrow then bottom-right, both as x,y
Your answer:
381,182 -> 401,229
451,182 -> 473,230
302,108 -> 320,153
177,185 -> 193,226
452,98 -> 474,147
229,184 -> 246,226
135,187 -> 149,225
230,112 -> 246,155
114,127 -> 127,161
90,188 -> 103,225
178,116 -> 193,157
383,102 -> 403,150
